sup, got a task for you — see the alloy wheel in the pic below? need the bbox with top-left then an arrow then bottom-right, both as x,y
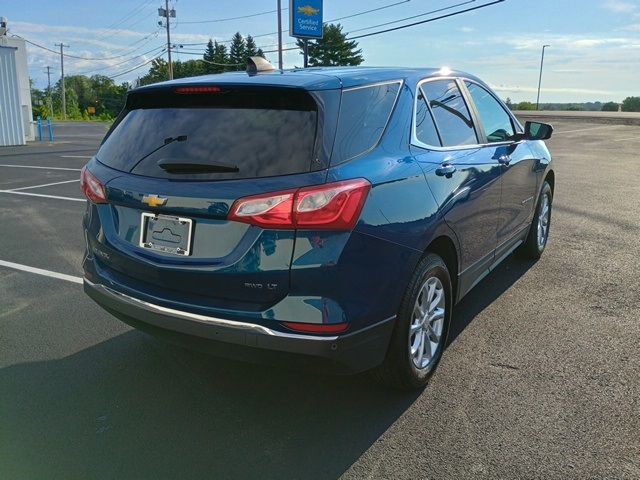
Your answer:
537,193 -> 550,248
409,276 -> 445,370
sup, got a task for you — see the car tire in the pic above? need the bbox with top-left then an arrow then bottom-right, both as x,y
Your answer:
371,253 -> 452,390
518,181 -> 553,260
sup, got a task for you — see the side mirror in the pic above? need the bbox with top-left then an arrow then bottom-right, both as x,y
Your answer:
525,121 -> 553,140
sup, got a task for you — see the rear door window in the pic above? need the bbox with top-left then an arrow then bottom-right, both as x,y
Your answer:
415,89 -> 441,146
332,81 -> 401,163
465,81 -> 515,143
96,87 -> 319,180
420,80 -> 477,147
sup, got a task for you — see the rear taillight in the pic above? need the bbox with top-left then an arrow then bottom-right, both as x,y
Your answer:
80,166 -> 107,204
228,179 -> 371,230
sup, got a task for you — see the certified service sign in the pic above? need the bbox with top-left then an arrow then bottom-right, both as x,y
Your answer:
289,0 -> 323,39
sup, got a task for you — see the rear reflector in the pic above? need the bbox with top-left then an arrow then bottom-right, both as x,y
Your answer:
175,86 -> 222,94
282,322 -> 349,334
228,178 -> 371,231
80,166 -> 107,204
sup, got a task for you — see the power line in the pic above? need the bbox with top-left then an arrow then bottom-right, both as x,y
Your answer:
15,34 -> 161,61
257,0 -> 505,54
349,0 -> 504,39
178,0 -> 414,47
345,0 -> 476,35
93,0 -> 156,41
73,45 -> 166,76
180,7 -> 287,25
107,58 -> 158,79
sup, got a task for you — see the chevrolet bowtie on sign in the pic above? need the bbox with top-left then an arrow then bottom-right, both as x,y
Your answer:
290,0 -> 323,39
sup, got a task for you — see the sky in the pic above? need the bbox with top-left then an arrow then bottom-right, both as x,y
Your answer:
3,0 -> 640,102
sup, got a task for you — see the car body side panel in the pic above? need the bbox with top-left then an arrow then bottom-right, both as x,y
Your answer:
495,142 -> 539,244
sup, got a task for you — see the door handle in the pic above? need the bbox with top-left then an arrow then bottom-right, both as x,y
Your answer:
435,164 -> 456,177
498,155 -> 511,165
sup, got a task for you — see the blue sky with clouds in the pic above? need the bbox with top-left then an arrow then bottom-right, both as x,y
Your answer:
4,0 -> 640,102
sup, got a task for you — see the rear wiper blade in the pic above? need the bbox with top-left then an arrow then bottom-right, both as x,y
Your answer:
128,135 -> 188,173
157,161 -> 239,174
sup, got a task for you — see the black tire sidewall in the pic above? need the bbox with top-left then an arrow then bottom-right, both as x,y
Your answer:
393,254 -> 453,388
535,182 -> 553,254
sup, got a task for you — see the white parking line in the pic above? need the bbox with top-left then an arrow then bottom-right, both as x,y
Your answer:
60,155 -> 93,159
0,259 -> 83,284
555,125 -> 617,134
0,190 -> 85,202
0,164 -> 82,171
10,179 -> 80,192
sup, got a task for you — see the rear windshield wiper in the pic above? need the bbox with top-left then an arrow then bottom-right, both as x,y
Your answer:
157,161 -> 239,174
128,135 -> 188,173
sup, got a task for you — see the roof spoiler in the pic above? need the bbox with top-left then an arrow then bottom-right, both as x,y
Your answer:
246,56 -> 276,75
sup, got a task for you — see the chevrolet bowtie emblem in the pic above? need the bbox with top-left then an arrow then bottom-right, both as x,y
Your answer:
142,194 -> 168,207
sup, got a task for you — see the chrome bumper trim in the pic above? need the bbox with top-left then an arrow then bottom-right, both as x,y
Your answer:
84,278 -> 340,341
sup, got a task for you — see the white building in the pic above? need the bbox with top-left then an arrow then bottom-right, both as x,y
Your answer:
0,18 -> 35,146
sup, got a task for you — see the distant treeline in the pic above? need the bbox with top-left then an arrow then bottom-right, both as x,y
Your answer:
505,98 -> 640,112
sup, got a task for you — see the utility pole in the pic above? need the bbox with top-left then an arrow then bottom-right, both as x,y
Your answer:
159,0 -> 176,80
536,44 -> 550,111
277,0 -> 283,70
44,66 -> 53,116
54,43 -> 69,119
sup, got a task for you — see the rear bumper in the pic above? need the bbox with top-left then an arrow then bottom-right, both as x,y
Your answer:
84,279 -> 395,374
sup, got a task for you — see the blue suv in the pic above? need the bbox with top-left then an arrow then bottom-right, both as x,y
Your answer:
82,65 -> 554,389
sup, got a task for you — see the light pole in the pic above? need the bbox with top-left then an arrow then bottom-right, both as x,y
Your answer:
536,44 -> 550,110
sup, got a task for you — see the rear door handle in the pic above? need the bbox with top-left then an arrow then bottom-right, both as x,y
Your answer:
498,155 -> 511,165
435,164 -> 456,176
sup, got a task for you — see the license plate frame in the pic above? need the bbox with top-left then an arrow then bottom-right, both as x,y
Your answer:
139,213 -> 194,256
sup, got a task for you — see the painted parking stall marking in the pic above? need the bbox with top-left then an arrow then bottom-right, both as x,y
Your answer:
0,259 -> 83,284
10,179 -> 80,191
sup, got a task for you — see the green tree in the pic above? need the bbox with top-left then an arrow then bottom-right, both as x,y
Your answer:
203,39 -> 216,73
245,35 -> 258,58
228,32 -> 246,71
138,58 -> 169,86
296,23 -> 363,67
203,39 -> 229,74
515,101 -> 536,111
173,59 -> 206,79
505,97 -> 513,110
601,101 -> 619,112
621,96 -> 640,112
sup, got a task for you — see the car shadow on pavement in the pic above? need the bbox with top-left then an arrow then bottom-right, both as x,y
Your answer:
0,330 -> 418,479
0,255 -> 535,480
447,254 -> 537,346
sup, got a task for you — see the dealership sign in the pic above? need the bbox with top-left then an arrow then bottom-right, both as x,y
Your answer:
289,0 -> 323,39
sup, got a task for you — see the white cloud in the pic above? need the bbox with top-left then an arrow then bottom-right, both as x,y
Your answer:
602,0 -> 638,14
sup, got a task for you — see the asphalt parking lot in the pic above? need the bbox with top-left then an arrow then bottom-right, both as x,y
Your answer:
1,120 -> 638,479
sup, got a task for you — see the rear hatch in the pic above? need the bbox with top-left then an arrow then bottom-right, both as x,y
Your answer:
90,83 -> 339,309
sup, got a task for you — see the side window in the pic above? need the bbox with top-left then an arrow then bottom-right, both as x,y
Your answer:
465,81 -> 515,143
415,89 -> 441,146
332,82 -> 401,164
421,80 -> 477,147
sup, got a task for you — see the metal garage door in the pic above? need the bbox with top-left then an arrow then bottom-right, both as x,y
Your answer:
0,45 -> 25,146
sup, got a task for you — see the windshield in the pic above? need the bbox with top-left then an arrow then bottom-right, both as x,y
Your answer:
96,87 -> 319,181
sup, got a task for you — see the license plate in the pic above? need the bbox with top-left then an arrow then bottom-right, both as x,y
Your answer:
139,213 -> 193,256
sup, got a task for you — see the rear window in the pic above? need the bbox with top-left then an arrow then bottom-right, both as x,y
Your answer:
331,81 -> 401,164
97,87 -> 319,180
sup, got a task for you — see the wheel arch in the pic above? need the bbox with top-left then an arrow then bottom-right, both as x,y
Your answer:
425,235 -> 459,302
544,169 -> 555,195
